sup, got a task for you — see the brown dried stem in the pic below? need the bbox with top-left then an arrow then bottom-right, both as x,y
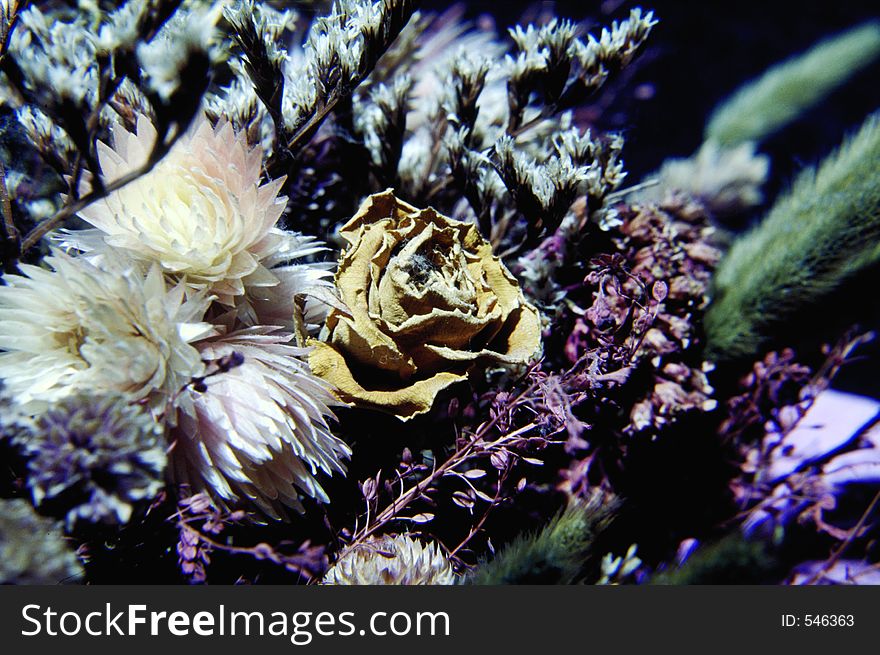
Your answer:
0,160 -> 15,243
801,488 -> 880,585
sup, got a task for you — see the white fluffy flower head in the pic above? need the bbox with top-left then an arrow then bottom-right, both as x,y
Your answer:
323,535 -> 458,585
71,114 -> 291,306
170,329 -> 350,517
0,252 -> 214,413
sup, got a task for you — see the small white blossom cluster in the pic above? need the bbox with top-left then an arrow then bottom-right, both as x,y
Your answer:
507,18 -> 579,95
505,9 -> 656,120
284,0 -> 413,133
574,8 -> 657,73
11,4 -> 97,105
208,0 -> 299,149
347,8 -> 651,248
136,4 -> 224,102
355,74 -> 413,182
322,534 -> 459,585
495,128 -> 624,235
207,0 -> 413,163
7,1 -> 221,124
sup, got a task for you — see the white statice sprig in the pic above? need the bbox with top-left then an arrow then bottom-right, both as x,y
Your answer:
136,3 -> 225,106
574,8 -> 657,77
278,0 -> 415,157
355,74 -> 413,186
222,0 -> 298,145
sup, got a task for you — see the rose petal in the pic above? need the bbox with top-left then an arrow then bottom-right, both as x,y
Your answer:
308,340 -> 467,420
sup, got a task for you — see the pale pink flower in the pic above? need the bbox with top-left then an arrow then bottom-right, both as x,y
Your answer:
170,329 -> 350,517
66,114 -> 294,308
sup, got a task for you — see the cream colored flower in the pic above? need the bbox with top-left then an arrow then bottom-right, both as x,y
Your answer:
309,190 -> 542,419
0,252 -> 214,414
237,232 -> 336,334
323,534 -> 458,585
66,114 -> 291,307
170,329 -> 350,517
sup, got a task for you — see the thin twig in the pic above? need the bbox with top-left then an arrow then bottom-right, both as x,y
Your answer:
336,380 -> 541,560
801,489 -> 880,585
448,468 -> 509,559
0,160 -> 15,242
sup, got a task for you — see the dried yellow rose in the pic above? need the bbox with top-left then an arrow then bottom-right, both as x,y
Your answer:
309,190 -> 541,420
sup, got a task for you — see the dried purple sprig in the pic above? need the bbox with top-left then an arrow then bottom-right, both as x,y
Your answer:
722,332 -> 880,583
17,393 -> 166,530
173,492 -> 328,584
335,368 -> 570,566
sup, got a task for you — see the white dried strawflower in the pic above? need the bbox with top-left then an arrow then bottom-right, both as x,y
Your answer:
64,114 -> 293,308
237,232 -> 336,333
323,534 -> 458,585
0,251 -> 214,414
170,329 -> 350,518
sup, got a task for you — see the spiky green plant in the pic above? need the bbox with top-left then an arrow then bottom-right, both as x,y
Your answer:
467,494 -> 618,585
706,113 -> 880,361
705,22 -> 880,147
650,534 -> 779,585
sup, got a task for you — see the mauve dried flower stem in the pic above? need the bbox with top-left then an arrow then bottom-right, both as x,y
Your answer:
174,495 -> 327,582
447,467 -> 510,560
338,378 -> 543,560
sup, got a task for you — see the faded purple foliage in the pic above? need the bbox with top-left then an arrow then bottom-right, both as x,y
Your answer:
790,560 -> 880,585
